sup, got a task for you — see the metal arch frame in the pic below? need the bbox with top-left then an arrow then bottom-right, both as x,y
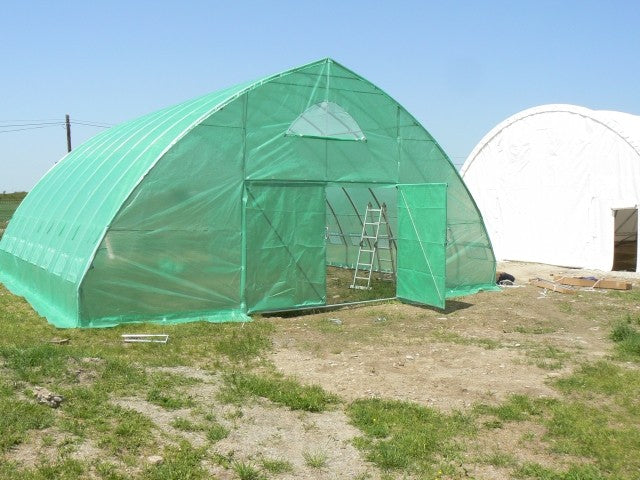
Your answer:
325,198 -> 350,263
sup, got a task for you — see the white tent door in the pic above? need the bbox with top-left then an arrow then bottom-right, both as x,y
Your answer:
613,208 -> 638,271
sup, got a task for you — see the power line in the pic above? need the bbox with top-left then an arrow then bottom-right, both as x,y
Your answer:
0,120 -> 113,134
72,118 -> 115,126
0,118 -> 64,123
70,121 -> 112,128
0,121 -> 64,128
0,119 -> 115,128
0,125 -> 62,134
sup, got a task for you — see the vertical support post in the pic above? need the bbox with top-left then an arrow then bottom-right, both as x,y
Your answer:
65,114 -> 72,152
240,94 -> 248,311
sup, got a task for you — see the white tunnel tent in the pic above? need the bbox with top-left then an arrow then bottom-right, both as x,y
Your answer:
461,104 -> 640,272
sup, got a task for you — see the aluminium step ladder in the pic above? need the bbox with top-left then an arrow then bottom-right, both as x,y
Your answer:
350,203 -> 390,290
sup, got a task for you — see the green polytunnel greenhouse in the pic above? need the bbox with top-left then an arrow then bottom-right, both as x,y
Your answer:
0,58 -> 498,328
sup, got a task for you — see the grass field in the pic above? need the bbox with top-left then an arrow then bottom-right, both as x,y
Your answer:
0,262 -> 639,478
0,192 -> 25,238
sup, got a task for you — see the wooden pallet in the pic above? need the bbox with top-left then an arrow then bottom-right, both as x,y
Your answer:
550,275 -> 631,291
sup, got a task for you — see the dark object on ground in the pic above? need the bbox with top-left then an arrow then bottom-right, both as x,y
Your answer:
496,271 -> 516,285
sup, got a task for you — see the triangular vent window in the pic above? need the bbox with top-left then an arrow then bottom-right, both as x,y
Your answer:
286,101 -> 366,141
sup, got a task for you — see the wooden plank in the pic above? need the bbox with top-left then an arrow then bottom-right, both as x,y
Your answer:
529,278 -> 577,294
551,275 -> 631,290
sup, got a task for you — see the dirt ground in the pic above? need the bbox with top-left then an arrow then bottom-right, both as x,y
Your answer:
246,261 -> 639,478
270,261 -> 639,410
5,261 -> 640,479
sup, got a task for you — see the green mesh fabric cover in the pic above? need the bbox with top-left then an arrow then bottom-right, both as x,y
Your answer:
397,184 -> 447,308
245,184 -> 326,312
0,58 -> 497,328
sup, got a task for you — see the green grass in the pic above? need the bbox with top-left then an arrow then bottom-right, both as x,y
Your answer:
141,442 -> 206,480
97,407 -> 156,457
0,394 -> 54,453
0,191 -> 27,202
525,344 -> 571,370
260,457 -> 294,474
347,398 -> 474,475
474,385 -> 640,478
477,451 -> 518,468
471,361 -> 640,478
474,394 -> 553,422
555,361 -> 640,396
0,458 -> 87,480
557,301 -> 573,314
303,450 -> 328,468
0,282 -> 278,478
512,324 -> 557,335
326,266 -> 395,304
515,462 -> 606,480
544,401 -> 640,476
170,417 -> 201,432
146,389 -> 193,410
431,329 -> 501,349
221,371 -> 340,412
232,461 -> 265,480
547,362 -> 640,477
210,323 -> 274,363
607,288 -> 640,303
205,422 -> 228,442
0,193 -> 25,233
554,360 -> 640,418
0,343 -> 75,384
610,315 -> 640,359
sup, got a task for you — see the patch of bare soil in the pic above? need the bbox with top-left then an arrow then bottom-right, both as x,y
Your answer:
6,428 -> 102,469
115,367 -> 382,479
272,342 -> 557,410
211,403 -> 380,480
67,357 -> 104,385
269,261 -> 637,412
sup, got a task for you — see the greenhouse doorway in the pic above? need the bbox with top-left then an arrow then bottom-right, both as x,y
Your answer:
613,208 -> 638,271
325,185 -> 397,306
246,182 -> 449,315
325,183 -> 448,309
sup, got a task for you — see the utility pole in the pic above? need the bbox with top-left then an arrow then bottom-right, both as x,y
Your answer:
65,114 -> 72,152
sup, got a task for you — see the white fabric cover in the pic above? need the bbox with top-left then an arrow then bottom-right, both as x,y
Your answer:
461,104 -> 640,271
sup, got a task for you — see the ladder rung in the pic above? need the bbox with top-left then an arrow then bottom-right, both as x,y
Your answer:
360,249 -> 375,253
355,276 -> 370,280
367,208 -> 382,212
362,235 -> 376,239
364,222 -> 379,226
358,263 -> 372,268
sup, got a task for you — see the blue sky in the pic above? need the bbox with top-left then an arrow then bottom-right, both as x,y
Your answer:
1,0 -> 639,191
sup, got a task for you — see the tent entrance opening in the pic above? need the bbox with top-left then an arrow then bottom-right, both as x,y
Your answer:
613,208 -> 638,271
325,184 -> 448,310
325,186 -> 397,305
